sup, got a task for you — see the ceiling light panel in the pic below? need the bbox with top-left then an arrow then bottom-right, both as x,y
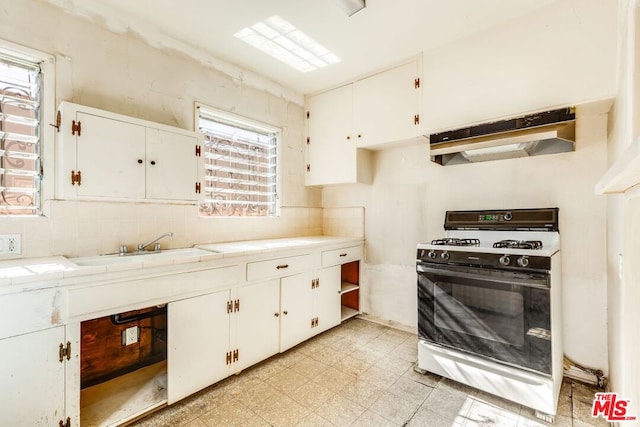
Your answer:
235,15 -> 341,73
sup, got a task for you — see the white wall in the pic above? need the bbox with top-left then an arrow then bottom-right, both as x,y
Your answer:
606,0 -> 640,419
0,0 -> 321,258
323,0 -> 617,374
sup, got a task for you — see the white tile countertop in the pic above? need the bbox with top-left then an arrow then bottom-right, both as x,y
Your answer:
0,236 -> 364,292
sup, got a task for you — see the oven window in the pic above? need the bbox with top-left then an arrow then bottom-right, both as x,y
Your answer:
435,283 -> 524,346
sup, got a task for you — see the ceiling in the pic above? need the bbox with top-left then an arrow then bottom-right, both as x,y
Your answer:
48,0 -> 560,95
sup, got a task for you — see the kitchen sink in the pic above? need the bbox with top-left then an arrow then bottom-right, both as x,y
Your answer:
69,248 -> 219,267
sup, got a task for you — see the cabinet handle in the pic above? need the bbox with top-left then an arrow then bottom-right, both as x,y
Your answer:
274,312 -> 279,317
137,159 -> 143,164
339,253 -> 348,257
150,160 -> 156,165
276,264 -> 289,269
283,310 -> 288,315
357,134 -> 362,138
346,136 -> 351,140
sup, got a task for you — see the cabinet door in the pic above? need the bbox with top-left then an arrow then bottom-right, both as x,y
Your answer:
76,112 -> 146,199
354,61 -> 421,148
167,290 -> 230,404
1,327 -> 66,426
314,266 -> 342,334
146,128 -> 199,201
280,272 -> 314,351
306,84 -> 357,186
234,280 -> 280,372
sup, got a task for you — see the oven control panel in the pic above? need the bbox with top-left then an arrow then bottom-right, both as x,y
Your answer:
478,212 -> 512,222
417,248 -> 551,271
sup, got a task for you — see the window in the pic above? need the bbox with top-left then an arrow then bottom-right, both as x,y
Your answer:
197,105 -> 279,217
0,48 -> 44,216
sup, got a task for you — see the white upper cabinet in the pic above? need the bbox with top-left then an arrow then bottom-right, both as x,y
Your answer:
305,58 -> 422,186
56,102 -> 203,203
354,60 -> 423,149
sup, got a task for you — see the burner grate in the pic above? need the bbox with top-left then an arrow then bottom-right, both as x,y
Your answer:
431,238 -> 480,247
493,240 -> 543,250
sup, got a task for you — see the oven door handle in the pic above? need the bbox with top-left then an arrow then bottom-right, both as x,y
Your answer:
417,264 -> 549,289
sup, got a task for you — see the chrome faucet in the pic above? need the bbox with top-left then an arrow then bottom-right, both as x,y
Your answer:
137,232 -> 174,252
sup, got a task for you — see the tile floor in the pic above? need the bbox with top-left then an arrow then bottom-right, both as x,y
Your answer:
135,318 -> 609,427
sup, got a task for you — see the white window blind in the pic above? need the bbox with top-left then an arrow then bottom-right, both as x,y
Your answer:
0,52 -> 41,216
197,106 -> 279,217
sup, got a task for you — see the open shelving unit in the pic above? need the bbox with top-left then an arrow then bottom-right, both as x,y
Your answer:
340,261 -> 360,321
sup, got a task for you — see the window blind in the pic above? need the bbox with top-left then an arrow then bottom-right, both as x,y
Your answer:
198,107 -> 278,217
0,54 -> 41,215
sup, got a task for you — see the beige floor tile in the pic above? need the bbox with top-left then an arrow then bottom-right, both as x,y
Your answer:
387,376 -> 434,405
464,399 -> 520,426
288,379 -> 336,410
307,344 -> 343,365
374,354 -> 414,376
295,412 -> 335,427
473,390 -> 522,414
394,342 -> 419,362
266,367 -> 311,393
403,365 -> 442,387
251,392 -> 311,427
290,355 -> 333,379
369,391 -> 422,425
517,409 -> 573,427
407,407 -> 465,427
199,400 -> 258,427
334,354 -> 373,378
234,380 -> 281,411
573,399 -> 609,426
277,348 -> 308,368
294,340 -> 327,357
366,335 -> 405,354
571,381 -> 601,405
340,379 -> 387,408
349,346 -> 385,364
328,336 -> 363,352
359,365 -> 404,389
436,377 -> 479,396
311,366 -> 357,393
178,417 -> 209,427
421,387 -> 475,421
556,394 -> 572,418
314,394 -> 366,427
351,409 -> 401,427
244,358 -> 288,381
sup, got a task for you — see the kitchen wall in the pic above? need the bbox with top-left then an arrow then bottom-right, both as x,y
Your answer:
0,0 -> 321,258
323,0 -> 617,375
605,0 -> 640,418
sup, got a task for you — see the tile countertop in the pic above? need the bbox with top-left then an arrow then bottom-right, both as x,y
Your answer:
0,236 -> 364,291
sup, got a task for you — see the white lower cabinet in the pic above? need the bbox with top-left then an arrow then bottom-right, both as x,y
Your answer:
2,326 -> 78,426
167,290 -> 231,404
280,266 -> 341,351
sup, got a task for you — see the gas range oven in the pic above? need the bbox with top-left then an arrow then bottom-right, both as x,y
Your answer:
416,208 -> 563,422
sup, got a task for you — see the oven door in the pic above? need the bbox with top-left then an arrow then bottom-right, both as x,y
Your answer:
417,261 -> 551,375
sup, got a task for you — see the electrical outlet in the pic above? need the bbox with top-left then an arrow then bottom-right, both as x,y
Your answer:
0,234 -> 21,255
121,326 -> 139,346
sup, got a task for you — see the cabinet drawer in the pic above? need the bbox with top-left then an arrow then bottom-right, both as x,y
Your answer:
322,246 -> 363,266
246,254 -> 313,281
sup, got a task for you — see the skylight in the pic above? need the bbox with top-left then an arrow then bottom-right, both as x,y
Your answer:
234,16 -> 341,73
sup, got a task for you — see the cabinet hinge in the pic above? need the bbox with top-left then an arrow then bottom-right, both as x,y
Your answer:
315,317 -> 319,327
311,278 -> 316,289
414,78 -> 420,89
306,137 -> 310,145
414,114 -> 420,125
225,351 -> 232,365
306,164 -> 310,172
234,299 -> 240,312
59,417 -> 71,427
195,145 -> 202,157
51,110 -> 61,132
59,341 -> 71,363
233,349 -> 239,362
195,182 -> 201,194
72,120 -> 82,136
310,317 -> 319,328
306,111 -> 310,119
70,170 -> 82,186
227,300 -> 233,313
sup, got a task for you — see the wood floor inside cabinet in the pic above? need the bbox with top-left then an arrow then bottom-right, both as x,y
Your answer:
80,361 -> 167,427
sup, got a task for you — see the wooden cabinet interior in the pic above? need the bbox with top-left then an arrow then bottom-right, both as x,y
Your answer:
340,261 -> 360,320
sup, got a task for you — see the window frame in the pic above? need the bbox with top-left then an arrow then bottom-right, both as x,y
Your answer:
194,102 -> 282,218
0,39 -> 55,217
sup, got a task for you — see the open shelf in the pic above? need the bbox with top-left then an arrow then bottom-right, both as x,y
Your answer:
341,305 -> 359,321
81,361 -> 167,426
341,281 -> 359,294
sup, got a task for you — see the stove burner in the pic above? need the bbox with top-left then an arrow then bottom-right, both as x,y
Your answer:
431,238 -> 480,247
493,240 -> 543,250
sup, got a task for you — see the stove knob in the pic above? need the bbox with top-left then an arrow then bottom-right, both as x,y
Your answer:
428,250 -> 437,259
504,212 -> 512,221
517,256 -> 530,267
441,251 -> 450,261
499,255 -> 511,266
